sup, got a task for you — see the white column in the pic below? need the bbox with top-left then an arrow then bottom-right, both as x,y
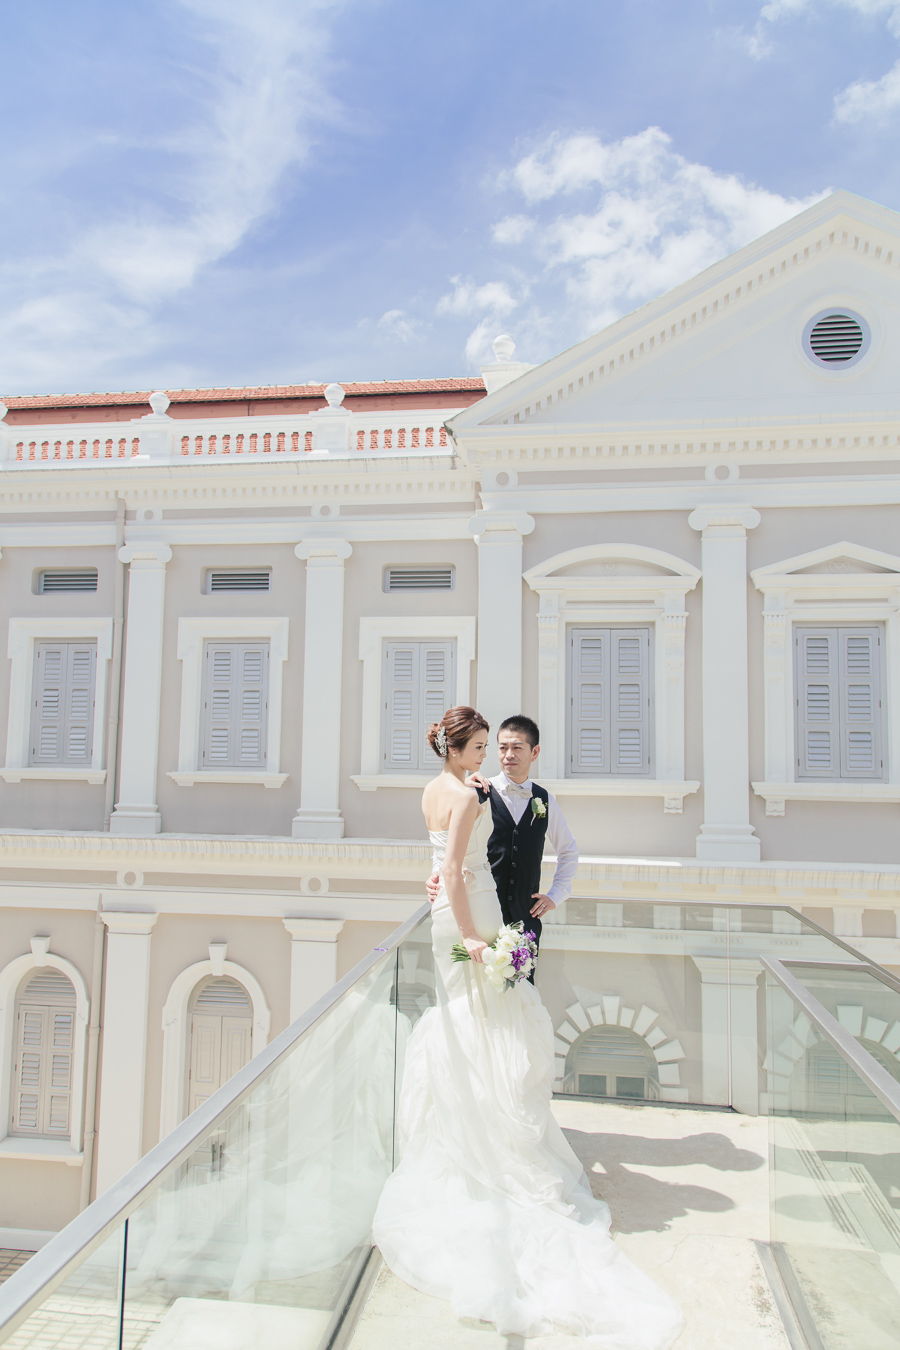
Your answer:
688,507 -> 761,862
96,912 -> 157,1193
109,545 -> 172,835
292,541 -> 352,839
468,512 -> 534,762
832,905 -> 864,939
693,955 -> 760,1115
283,918 -> 346,1019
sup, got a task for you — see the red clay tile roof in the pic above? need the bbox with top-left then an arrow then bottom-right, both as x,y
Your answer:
3,378 -> 486,410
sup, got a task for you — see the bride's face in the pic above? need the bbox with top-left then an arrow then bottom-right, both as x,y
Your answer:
457,731 -> 489,773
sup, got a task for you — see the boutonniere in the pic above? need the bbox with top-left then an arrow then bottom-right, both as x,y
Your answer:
530,796 -> 547,825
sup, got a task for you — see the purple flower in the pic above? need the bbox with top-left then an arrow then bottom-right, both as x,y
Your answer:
510,947 -> 529,971
524,931 -> 536,942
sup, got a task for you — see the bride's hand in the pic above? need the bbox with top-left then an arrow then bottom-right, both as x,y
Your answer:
462,936 -> 488,964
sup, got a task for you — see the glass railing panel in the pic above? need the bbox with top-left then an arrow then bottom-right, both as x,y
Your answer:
765,968 -> 900,1349
542,898 -> 717,1107
1,1224 -> 126,1350
782,962 -> 900,1093
727,907 -> 867,1117
545,899 -> 869,1110
117,952 -> 400,1350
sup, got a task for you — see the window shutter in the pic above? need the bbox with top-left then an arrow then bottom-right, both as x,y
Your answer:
30,641 -> 97,767
795,629 -> 839,778
11,972 -> 76,1137
795,626 -> 884,781
382,640 -> 456,771
420,643 -> 454,755
569,629 -> 609,774
201,642 -> 268,770
383,644 -> 418,769
839,627 -> 881,778
610,629 -> 651,775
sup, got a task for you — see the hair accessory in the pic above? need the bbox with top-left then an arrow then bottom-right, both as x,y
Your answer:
435,724 -> 448,757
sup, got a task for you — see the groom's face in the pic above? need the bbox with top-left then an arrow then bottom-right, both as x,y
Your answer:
497,729 -> 540,784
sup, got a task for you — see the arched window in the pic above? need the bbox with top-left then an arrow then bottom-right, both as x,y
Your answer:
11,969 -> 77,1138
799,1039 -> 900,1117
186,976 -> 253,1117
564,1026 -> 660,1100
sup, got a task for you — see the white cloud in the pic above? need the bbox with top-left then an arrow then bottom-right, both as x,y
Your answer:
376,309 -> 425,343
834,57 -> 900,121
487,129 -> 825,337
491,215 -> 534,245
750,1 -> 900,120
0,0 -> 349,389
436,277 -> 518,318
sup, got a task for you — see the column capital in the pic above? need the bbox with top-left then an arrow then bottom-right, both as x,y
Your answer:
283,917 -> 346,942
688,505 -> 760,535
295,539 -> 353,562
102,910 -> 158,936
467,510 -> 535,541
118,543 -> 172,566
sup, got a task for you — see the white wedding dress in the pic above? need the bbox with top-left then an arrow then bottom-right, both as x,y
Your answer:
373,809 -> 683,1347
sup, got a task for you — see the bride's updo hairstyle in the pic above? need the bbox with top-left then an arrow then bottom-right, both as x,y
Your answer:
427,706 -> 489,759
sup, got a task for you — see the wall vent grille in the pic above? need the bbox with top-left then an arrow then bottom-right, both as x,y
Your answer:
193,977 -> 252,1011
207,570 -> 271,593
384,567 -> 454,592
39,570 -> 98,593
808,313 -> 865,363
19,971 -> 76,1004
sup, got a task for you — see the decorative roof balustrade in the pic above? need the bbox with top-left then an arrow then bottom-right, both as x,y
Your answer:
0,387 -> 458,468
0,413 -> 450,467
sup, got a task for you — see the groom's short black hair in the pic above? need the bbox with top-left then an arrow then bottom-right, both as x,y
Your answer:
498,715 -> 540,748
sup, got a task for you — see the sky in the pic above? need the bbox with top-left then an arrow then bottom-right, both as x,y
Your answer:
3,0 -> 900,395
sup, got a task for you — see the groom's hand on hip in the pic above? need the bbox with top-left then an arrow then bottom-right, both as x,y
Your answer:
530,893 -> 556,919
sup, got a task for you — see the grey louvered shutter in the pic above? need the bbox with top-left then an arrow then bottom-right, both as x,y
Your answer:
839,627 -> 882,778
201,642 -> 269,770
31,641 -> 97,767
610,629 -> 651,774
419,643 -> 454,758
569,628 -> 609,774
382,640 -> 455,771
796,629 -> 839,778
383,643 -> 418,769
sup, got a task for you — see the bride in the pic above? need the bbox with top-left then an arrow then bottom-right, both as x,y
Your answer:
373,707 -> 683,1347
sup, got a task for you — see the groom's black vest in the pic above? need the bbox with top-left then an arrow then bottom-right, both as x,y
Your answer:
485,782 -> 550,947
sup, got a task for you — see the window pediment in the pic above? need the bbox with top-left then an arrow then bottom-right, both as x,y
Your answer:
752,541 -> 900,591
524,544 -> 700,594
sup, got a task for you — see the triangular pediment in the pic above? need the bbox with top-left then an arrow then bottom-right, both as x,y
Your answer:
751,542 -> 900,587
450,191 -> 900,441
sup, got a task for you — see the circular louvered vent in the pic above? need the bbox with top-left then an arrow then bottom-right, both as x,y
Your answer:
803,308 -> 870,370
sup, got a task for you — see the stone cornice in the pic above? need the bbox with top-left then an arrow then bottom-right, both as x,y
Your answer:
0,831 -> 899,897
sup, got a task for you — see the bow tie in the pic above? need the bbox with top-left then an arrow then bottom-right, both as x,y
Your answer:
504,780 -> 532,798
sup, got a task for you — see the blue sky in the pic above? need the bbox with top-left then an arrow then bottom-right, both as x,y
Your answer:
3,0 -> 900,394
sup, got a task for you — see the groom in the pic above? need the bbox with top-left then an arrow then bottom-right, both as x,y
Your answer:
428,714 -> 579,955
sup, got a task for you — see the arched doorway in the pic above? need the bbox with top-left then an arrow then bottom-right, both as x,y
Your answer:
186,976 -> 253,1117
564,1026 -> 660,1100
11,969 -> 77,1137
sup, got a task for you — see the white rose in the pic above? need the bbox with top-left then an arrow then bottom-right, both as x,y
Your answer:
493,950 -> 512,971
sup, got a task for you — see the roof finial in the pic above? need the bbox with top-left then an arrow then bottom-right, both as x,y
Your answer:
492,334 -> 516,363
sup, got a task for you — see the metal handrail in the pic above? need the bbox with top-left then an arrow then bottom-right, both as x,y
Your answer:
761,956 -> 900,1124
0,903 -> 431,1342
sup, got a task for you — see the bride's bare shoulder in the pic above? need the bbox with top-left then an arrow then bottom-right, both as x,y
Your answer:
422,775 -> 478,830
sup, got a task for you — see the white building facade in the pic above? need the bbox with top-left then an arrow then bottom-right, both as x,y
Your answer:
3,189 -> 900,1241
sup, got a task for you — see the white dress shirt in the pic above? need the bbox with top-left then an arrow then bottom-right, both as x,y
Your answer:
490,772 -> 579,908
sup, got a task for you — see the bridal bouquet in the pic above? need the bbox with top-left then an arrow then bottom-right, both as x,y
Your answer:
451,922 -> 538,990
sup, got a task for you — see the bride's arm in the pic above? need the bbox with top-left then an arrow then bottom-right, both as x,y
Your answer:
442,791 -> 487,963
